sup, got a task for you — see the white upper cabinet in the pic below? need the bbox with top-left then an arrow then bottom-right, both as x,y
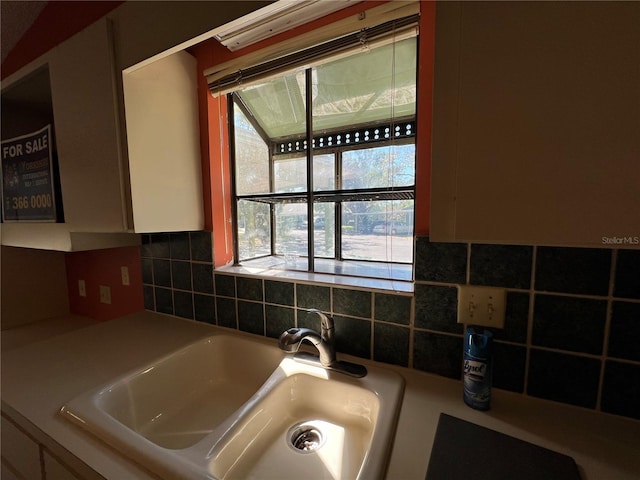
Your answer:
49,18 -> 130,233
1,19 -> 138,251
430,2 -> 640,247
123,51 -> 204,233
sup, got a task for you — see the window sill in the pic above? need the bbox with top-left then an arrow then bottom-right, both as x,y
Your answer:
216,256 -> 413,293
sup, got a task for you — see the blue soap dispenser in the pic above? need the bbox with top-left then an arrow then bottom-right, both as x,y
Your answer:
463,327 -> 493,410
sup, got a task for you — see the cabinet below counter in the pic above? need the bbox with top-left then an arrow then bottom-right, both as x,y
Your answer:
2,312 -> 639,480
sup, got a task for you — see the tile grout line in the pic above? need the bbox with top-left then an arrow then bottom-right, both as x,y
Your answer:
523,245 -> 537,396
596,249 -> 617,412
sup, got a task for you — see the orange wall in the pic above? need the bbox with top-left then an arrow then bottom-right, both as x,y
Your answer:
65,247 -> 144,321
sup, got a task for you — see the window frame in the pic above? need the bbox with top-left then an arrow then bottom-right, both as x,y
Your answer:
227,37 -> 418,274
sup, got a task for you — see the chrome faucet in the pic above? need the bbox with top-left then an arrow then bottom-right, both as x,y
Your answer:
278,309 -> 366,377
278,309 -> 337,367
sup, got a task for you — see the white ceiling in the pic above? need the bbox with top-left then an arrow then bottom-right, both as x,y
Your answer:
1,0 -> 48,64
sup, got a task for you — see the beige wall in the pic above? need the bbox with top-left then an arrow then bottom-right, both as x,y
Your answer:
1,245 -> 69,329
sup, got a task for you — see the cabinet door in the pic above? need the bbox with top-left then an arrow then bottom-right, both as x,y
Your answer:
123,51 -> 204,233
49,19 -> 130,232
1,416 -> 41,480
430,2 -> 640,247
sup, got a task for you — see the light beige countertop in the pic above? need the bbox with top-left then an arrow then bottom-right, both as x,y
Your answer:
2,311 -> 639,480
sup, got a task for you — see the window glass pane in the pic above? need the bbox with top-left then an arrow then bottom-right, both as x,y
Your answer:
275,204 -> 308,257
342,200 -> 414,263
234,105 -> 269,195
236,70 -> 306,139
313,154 -> 335,191
274,156 -> 306,193
311,37 -> 417,132
313,203 -> 335,258
237,200 -> 271,260
342,144 -> 415,190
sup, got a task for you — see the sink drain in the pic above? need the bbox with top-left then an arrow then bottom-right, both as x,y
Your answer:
288,423 -> 324,453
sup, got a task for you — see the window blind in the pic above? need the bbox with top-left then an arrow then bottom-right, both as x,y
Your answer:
206,1 -> 419,96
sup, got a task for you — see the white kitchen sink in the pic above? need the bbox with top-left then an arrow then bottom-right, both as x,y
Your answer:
60,332 -> 404,479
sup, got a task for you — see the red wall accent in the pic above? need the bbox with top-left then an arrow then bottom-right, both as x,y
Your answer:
191,40 -> 234,267
1,1 -> 123,80
65,247 -> 144,321
415,0 -> 435,235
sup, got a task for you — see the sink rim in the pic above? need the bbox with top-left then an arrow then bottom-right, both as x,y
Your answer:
59,331 -> 405,480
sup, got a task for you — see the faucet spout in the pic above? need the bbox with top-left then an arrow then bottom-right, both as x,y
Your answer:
278,327 -> 336,366
278,308 -> 367,377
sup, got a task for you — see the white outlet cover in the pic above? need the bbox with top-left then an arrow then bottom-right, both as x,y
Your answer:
99,285 -> 111,305
457,285 -> 506,328
121,266 -> 130,286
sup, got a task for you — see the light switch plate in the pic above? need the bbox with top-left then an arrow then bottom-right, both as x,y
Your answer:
457,285 -> 506,328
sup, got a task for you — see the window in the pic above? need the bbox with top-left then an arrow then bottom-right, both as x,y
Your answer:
228,23 -> 417,281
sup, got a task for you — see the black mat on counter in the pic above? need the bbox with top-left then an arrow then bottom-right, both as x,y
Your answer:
425,413 -> 581,480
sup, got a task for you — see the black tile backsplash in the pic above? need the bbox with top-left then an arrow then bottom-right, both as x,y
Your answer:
169,232 -> 190,260
374,322 -> 409,367
415,237 -> 467,283
374,293 -> 412,325
493,291 -> 529,344
141,232 -> 640,421
216,297 -> 236,329
265,280 -> 294,306
171,260 -> 192,291
265,305 -> 295,338
154,286 -> 173,315
536,247 -> 611,295
149,233 -> 170,258
215,274 -> 235,297
334,314 -> 371,359
608,301 -> 640,361
190,231 -> 213,262
296,284 -> 330,310
470,244 -> 533,289
414,284 -> 462,333
173,290 -> 193,320
152,259 -> 171,287
532,294 -> 606,355
492,342 -> 526,393
601,361 -> 640,420
194,294 -> 215,324
238,300 -> 264,335
413,331 -> 463,379
333,288 -> 372,318
192,263 -> 214,294
142,258 -> 153,285
527,349 -> 600,409
237,276 -> 263,301
614,249 -> 640,299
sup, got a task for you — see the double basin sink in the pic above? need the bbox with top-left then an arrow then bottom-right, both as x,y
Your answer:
60,331 -> 405,479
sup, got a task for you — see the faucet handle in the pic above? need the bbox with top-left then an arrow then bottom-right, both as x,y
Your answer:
307,309 -> 334,344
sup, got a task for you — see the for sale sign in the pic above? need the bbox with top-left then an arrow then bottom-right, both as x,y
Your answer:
1,125 -> 58,221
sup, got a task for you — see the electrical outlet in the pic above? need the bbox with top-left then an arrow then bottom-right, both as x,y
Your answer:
121,266 -> 130,286
457,285 -> 506,328
99,285 -> 111,304
78,279 -> 86,297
